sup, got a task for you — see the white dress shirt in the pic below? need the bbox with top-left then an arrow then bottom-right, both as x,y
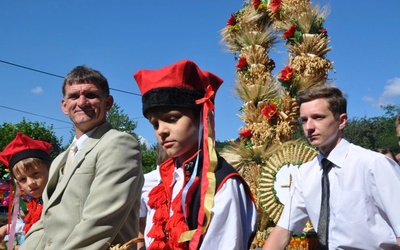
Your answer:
278,139 -> 400,249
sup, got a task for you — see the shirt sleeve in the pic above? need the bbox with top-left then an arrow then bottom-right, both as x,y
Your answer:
369,157 -> 400,237
199,178 -> 257,249
140,169 -> 160,218
277,167 -> 310,235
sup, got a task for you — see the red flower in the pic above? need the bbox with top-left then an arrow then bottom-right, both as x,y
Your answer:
239,129 -> 252,138
226,14 -> 236,26
270,0 -> 282,13
283,25 -> 296,39
321,28 -> 328,36
262,104 -> 278,119
235,57 -> 248,69
279,66 -> 294,81
253,0 -> 261,7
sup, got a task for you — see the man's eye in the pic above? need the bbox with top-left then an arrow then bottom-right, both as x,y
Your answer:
68,94 -> 79,100
85,93 -> 98,99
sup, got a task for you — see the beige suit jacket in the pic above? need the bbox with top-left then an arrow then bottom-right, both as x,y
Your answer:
20,122 -> 144,250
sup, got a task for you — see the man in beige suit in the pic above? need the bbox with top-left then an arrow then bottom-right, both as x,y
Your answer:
20,65 -> 144,250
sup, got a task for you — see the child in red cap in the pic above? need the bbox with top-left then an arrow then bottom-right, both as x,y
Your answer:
134,59 -> 257,250
0,132 -> 52,247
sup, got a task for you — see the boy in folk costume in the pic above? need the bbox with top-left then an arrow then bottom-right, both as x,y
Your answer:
134,59 -> 257,249
0,133 -> 52,248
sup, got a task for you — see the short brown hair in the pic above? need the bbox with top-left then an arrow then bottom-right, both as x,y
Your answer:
62,65 -> 110,97
297,85 -> 347,119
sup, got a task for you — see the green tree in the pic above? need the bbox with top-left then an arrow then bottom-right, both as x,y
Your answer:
141,143 -> 157,174
0,118 -> 63,178
106,103 -> 139,140
344,106 -> 398,154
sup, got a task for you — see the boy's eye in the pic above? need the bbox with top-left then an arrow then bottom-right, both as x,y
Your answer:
18,178 -> 26,183
167,116 -> 178,123
151,121 -> 159,130
314,116 -> 324,121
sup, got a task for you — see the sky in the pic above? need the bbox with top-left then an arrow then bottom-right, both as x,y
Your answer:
1,0 -> 399,147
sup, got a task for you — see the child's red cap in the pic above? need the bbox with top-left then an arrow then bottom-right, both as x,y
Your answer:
0,132 -> 52,169
134,59 -> 223,116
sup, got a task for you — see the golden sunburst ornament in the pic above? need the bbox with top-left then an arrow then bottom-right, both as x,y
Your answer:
258,142 -> 317,223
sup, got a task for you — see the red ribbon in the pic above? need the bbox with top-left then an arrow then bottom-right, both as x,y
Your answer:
195,85 -> 215,111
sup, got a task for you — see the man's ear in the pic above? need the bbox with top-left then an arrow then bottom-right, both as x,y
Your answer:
105,95 -> 114,112
61,98 -> 68,115
338,113 -> 348,130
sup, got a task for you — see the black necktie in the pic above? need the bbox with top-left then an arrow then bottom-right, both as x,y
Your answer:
317,158 -> 332,249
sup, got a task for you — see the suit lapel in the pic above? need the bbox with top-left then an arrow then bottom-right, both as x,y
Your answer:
45,151 -> 67,200
45,122 -> 113,210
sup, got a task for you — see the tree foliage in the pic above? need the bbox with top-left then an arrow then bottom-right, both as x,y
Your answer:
0,118 -> 64,178
344,105 -> 399,154
107,103 -> 139,140
141,143 -> 157,174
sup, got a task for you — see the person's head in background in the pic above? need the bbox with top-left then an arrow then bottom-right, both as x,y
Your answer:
0,133 -> 52,199
396,114 -> 400,146
374,147 -> 398,164
61,65 -> 114,138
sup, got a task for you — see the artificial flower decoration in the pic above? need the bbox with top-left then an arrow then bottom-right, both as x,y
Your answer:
282,25 -> 303,43
253,0 -> 269,12
253,0 -> 260,7
226,14 -> 236,26
235,57 -> 248,69
279,66 -> 294,82
239,128 -> 252,138
261,103 -> 278,119
282,25 -> 296,39
270,0 -> 282,13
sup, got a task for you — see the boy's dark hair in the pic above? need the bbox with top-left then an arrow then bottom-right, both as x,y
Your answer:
62,65 -> 110,97
297,85 -> 347,119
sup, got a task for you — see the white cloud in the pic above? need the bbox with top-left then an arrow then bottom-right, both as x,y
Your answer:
362,96 -> 375,103
31,86 -> 43,94
138,135 -> 150,148
378,77 -> 400,106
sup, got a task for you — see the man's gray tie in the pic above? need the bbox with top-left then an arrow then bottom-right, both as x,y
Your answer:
64,141 -> 77,173
317,158 -> 332,249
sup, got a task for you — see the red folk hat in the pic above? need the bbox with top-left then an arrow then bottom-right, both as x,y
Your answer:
0,132 -> 52,169
133,59 -> 223,116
